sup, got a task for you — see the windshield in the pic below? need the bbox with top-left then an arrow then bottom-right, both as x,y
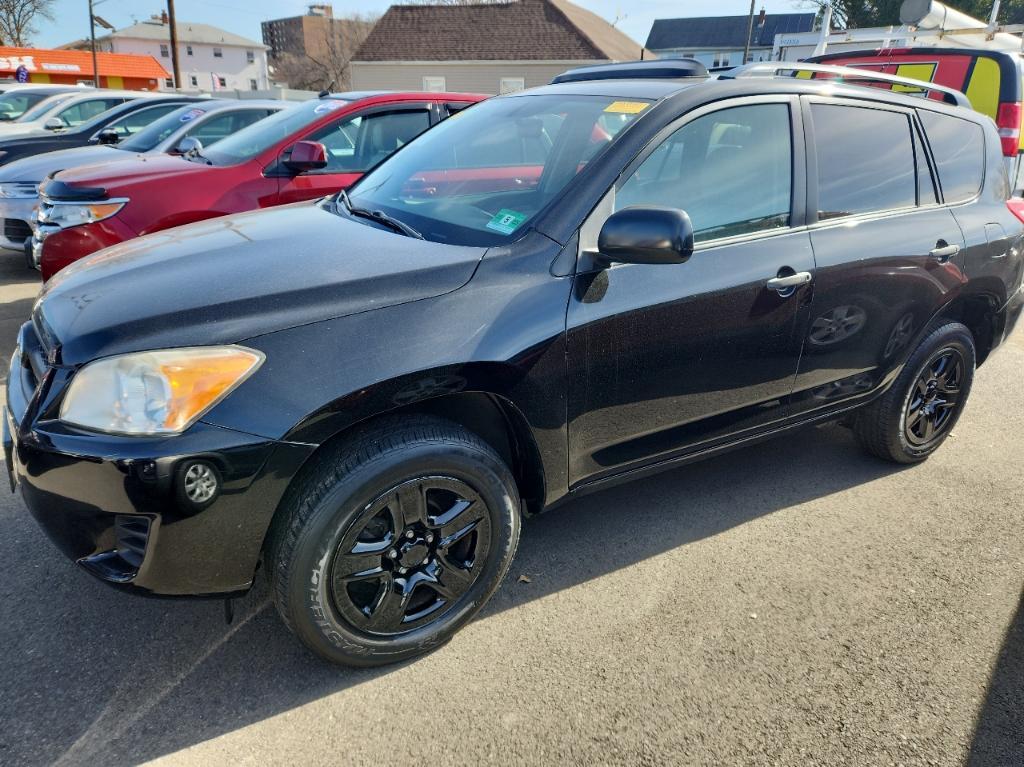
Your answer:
17,93 -> 75,122
346,94 -> 649,246
202,98 -> 348,166
118,104 -> 208,152
0,91 -> 52,121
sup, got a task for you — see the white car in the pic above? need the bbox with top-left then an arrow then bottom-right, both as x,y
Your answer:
0,90 -> 157,138
0,84 -> 86,122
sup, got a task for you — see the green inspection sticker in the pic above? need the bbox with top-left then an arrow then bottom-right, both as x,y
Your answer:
486,209 -> 527,235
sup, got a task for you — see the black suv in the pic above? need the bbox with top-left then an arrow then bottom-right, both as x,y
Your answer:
6,61 -> 1023,666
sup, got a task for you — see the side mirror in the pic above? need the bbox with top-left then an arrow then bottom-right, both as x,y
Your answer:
173,136 -> 203,156
43,117 -> 64,131
96,128 -> 120,145
597,206 -> 694,265
284,140 -> 328,173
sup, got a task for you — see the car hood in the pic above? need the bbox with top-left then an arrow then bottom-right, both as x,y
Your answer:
35,202 -> 486,365
48,152 -> 208,193
0,145 -> 128,183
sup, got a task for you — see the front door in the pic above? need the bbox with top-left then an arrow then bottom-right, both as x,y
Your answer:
567,98 -> 815,486
275,105 -> 436,204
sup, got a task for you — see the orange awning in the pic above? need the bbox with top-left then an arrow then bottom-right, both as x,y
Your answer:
0,47 -> 168,80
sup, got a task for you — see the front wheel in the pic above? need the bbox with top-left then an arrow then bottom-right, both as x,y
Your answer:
853,321 -> 975,464
268,416 -> 520,667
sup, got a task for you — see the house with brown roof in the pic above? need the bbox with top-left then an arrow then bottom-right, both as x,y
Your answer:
350,0 -> 652,95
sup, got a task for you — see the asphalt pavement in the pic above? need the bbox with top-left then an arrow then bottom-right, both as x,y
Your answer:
0,254 -> 1020,766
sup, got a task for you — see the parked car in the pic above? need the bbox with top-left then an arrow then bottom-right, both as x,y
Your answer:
0,89 -> 156,138
32,90 -> 486,280
806,47 -> 1024,191
8,61 -> 1022,667
0,100 -> 284,258
0,85 -> 87,121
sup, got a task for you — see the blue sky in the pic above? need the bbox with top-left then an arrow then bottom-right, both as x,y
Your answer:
36,1 -> 807,49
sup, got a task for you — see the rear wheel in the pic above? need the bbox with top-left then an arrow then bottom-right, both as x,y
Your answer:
853,321 -> 975,464
268,416 -> 520,667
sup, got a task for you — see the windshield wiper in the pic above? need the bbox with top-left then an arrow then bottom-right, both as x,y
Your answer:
336,189 -> 423,240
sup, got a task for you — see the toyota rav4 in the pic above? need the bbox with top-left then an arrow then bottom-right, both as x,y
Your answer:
7,60 -> 1023,666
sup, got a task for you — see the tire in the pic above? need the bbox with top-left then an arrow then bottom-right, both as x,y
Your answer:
268,415 -> 520,667
852,320 -> 975,464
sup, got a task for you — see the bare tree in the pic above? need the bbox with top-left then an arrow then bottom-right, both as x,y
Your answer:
271,14 -> 376,92
0,0 -> 55,46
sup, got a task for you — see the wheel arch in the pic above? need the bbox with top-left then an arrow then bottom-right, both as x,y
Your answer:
258,387 -> 549,569
935,285 -> 1004,366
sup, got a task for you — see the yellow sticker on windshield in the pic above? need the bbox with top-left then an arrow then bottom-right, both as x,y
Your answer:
604,101 -> 649,114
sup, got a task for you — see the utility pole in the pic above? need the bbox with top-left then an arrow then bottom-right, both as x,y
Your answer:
88,0 -> 99,87
166,0 -> 181,90
742,0 -> 757,64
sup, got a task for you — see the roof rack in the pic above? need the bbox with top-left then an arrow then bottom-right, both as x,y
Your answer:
552,59 -> 709,85
721,62 -> 971,108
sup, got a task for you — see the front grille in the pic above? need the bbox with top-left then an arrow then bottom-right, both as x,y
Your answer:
4,217 -> 30,243
114,516 -> 152,569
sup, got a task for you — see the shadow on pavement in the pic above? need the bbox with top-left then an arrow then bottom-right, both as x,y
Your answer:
968,590 -> 1024,766
0,420 -> 911,766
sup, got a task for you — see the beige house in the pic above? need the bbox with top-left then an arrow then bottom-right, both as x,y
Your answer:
350,0 -> 651,95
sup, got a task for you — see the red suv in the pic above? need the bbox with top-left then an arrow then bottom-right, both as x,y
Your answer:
33,91 -> 485,280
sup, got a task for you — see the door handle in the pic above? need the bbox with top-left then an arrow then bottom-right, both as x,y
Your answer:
929,242 -> 960,262
766,271 -> 812,292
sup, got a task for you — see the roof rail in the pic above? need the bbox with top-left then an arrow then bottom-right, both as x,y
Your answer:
721,62 -> 971,108
552,59 -> 709,85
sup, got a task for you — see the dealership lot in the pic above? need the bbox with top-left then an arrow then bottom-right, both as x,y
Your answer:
0,254 -> 1019,766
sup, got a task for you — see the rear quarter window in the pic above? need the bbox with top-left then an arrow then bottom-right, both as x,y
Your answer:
918,110 -> 985,204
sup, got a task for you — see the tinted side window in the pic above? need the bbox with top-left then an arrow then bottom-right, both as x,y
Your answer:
919,110 -> 985,204
106,104 -> 180,137
811,104 -> 916,220
57,98 -> 124,127
617,103 -> 792,242
187,110 -> 267,145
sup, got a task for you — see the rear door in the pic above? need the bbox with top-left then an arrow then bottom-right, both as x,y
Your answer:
275,103 -> 436,204
789,97 -> 966,412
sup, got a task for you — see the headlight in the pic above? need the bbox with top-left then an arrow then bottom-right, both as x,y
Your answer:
60,346 -> 264,436
0,182 -> 37,198
37,198 -> 126,229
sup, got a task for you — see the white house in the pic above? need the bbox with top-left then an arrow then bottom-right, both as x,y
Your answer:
92,16 -> 270,92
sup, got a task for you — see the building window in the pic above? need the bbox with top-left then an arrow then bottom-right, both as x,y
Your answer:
499,77 -> 525,94
186,45 -> 193,56
189,75 -> 198,87
250,78 -> 258,91
160,43 -> 169,58
246,49 -> 255,64
713,52 -> 731,68
422,76 -> 446,92
213,47 -> 223,58
164,78 -> 173,88
218,76 -> 227,87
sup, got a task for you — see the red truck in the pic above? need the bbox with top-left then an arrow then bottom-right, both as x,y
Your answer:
33,90 -> 486,280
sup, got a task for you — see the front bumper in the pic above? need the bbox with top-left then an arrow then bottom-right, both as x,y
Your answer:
6,322 -> 315,596
0,195 -> 36,252
35,215 -> 136,282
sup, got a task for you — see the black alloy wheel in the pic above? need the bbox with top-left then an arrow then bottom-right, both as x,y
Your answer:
853,320 -> 975,464
331,477 -> 492,635
903,348 -> 965,447
269,416 -> 520,667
